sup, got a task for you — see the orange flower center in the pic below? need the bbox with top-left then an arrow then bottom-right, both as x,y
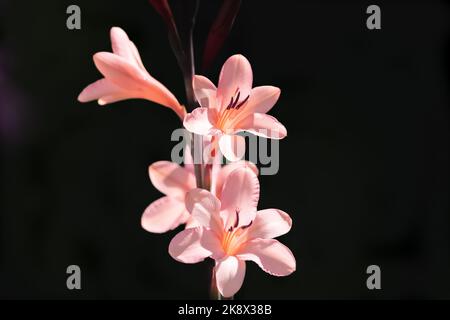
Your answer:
221,210 -> 252,255
217,90 -> 250,131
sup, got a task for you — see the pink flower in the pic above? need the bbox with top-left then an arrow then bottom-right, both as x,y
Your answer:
141,160 -> 257,233
168,167 -> 295,297
78,27 -> 186,119
183,54 -> 287,161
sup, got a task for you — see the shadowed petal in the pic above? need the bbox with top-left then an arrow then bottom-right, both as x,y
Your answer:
215,161 -> 258,198
193,75 -> 218,110
215,256 -> 246,297
247,209 -> 292,240
169,227 -> 213,264
149,161 -> 196,199
185,188 -> 222,234
141,196 -> 188,233
201,0 -> 242,72
237,113 -> 287,139
237,239 -> 296,276
220,167 -> 259,229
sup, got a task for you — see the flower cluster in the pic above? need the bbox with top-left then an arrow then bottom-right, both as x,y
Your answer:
78,26 -> 295,298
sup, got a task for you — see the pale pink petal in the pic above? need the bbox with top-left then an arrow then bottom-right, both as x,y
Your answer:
201,229 -> 226,260
185,189 -> 222,234
237,239 -> 296,276
168,228 -> 213,264
193,75 -> 218,110
230,86 -> 281,125
148,161 -> 196,200
247,209 -> 292,240
218,134 -> 246,162
141,196 -> 188,233
110,27 -> 134,62
215,161 -> 258,199
220,167 -> 259,230
237,113 -> 287,139
215,256 -> 246,297
217,55 -> 253,111
77,78 -> 122,103
183,107 -> 216,135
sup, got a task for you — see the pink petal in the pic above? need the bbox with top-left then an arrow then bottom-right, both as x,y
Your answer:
148,161 -> 196,200
215,256 -> 246,297
247,209 -> 292,239
237,113 -> 287,139
230,86 -> 281,125
237,239 -> 296,276
141,196 -> 188,233
217,55 -> 253,111
110,27 -> 146,72
220,167 -> 259,230
183,107 -> 216,135
185,188 -> 222,234
93,52 -> 147,91
129,41 -> 146,71
97,92 -> 132,105
93,52 -> 183,114
169,227 -> 213,264
77,78 -> 122,103
193,75 -> 218,110
247,86 -> 281,114
218,134 -> 245,162
215,160 -> 258,199
110,27 -> 134,63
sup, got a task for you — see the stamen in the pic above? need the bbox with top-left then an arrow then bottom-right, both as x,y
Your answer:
232,91 -> 241,109
234,209 -> 240,228
226,96 -> 234,110
241,220 -> 253,229
235,95 -> 250,110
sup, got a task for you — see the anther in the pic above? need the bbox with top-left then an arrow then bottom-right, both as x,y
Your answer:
241,220 -> 253,229
235,95 -> 250,110
234,209 -> 240,228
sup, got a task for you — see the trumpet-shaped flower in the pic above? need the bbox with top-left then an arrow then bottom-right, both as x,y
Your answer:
183,54 -> 287,160
168,168 -> 295,297
141,160 -> 257,233
78,27 -> 186,119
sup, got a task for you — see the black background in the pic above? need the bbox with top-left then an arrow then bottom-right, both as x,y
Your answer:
0,0 -> 449,299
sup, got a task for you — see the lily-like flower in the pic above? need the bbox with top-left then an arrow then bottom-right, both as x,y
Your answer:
141,160 -> 257,233
183,54 -> 287,161
168,167 -> 295,297
78,27 -> 186,119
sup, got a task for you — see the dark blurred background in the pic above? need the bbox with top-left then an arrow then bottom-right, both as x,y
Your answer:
0,0 -> 449,299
